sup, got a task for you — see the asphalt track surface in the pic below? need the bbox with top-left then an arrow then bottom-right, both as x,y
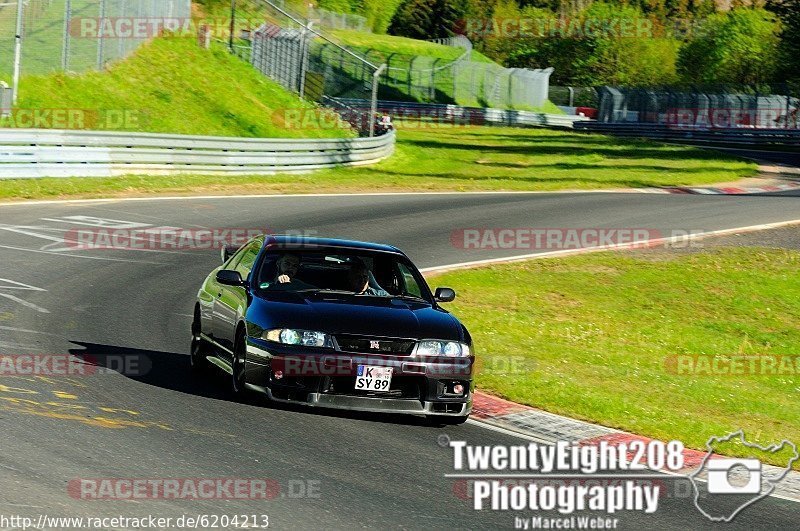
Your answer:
1,192 -> 800,530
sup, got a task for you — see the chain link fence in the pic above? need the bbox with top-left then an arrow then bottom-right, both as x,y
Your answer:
227,0 -> 384,136
0,0 -> 191,89
228,0 -> 553,131
549,86 -> 598,108
597,85 -> 800,129
328,35 -> 553,110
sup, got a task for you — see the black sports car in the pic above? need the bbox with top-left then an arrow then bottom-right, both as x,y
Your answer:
191,236 -> 474,424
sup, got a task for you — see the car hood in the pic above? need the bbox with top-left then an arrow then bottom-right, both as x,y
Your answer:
248,293 -> 464,341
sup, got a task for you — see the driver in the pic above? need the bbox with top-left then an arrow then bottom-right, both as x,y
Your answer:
262,254 -> 315,291
275,254 -> 300,284
347,260 -> 388,296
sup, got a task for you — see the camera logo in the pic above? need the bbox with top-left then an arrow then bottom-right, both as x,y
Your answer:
707,459 -> 761,494
689,430 -> 798,522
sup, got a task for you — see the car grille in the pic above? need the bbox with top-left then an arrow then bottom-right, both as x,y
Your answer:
334,335 -> 416,355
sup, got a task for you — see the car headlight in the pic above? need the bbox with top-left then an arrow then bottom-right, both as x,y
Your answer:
263,329 -> 332,348
415,340 -> 470,358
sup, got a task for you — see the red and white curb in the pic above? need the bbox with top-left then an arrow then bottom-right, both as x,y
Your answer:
471,391 -> 800,502
632,162 -> 800,195
632,182 -> 800,195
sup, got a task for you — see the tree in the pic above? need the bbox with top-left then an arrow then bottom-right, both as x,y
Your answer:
388,0 -> 486,39
765,0 -> 800,88
506,2 -> 680,86
677,8 -> 782,86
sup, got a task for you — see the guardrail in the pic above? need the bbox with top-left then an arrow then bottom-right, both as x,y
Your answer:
329,98 -> 591,129
0,129 -> 396,179
574,122 -> 800,148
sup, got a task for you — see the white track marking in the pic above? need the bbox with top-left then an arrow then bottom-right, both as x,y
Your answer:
421,218 -> 800,274
0,190 -> 642,208
40,215 -> 151,229
0,325 -> 54,335
0,293 -> 49,314
0,243 -> 162,264
0,279 -> 49,313
0,278 -> 45,291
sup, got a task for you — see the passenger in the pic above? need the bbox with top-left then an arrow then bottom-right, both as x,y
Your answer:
347,261 -> 389,296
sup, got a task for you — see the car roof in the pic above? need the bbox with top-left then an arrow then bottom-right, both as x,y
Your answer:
262,235 -> 403,255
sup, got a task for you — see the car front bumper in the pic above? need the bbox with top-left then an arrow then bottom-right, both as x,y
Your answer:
245,337 -> 473,416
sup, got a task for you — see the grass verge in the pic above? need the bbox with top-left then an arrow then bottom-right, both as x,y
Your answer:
432,247 -> 800,467
0,127 -> 757,201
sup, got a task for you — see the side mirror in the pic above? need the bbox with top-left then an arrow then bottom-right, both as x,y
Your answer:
221,245 -> 236,264
434,287 -> 456,303
216,270 -> 247,287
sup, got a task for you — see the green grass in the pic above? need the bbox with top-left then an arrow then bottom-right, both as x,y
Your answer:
433,248 -> 800,467
0,127 -> 757,201
13,36 -> 352,138
330,29 -> 497,64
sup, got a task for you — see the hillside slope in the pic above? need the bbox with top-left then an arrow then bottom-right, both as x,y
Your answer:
16,36 -> 352,138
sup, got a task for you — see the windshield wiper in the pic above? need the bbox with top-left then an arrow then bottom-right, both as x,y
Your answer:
392,294 -> 428,303
297,289 -> 355,295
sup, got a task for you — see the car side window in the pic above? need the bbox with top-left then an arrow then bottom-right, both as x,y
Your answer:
396,262 -> 423,298
224,243 -> 251,270
233,241 -> 261,279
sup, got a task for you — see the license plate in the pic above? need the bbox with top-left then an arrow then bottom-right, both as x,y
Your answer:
355,365 -> 393,392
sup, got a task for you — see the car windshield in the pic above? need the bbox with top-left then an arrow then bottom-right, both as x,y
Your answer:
255,250 -> 432,301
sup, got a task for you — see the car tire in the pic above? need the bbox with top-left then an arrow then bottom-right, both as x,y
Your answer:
230,329 -> 248,399
190,310 -> 211,373
427,415 -> 469,426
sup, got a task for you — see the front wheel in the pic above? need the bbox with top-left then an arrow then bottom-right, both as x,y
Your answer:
190,312 -> 211,373
230,331 -> 248,398
189,338 -> 211,372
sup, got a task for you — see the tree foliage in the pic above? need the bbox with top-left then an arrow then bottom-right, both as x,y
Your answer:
388,0 -> 492,39
376,0 -> 795,87
504,2 -> 680,85
676,8 -> 782,85
765,0 -> 800,88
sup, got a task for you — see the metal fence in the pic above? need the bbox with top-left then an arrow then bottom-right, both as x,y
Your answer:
0,127 -> 396,179
0,0 -> 191,96
574,122 -> 800,147
327,97 -> 591,130
597,86 -> 800,129
229,0 -> 384,136
230,0 -> 553,131
313,39 -> 553,110
549,86 -> 598,108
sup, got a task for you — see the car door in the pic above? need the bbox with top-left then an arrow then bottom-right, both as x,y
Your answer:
213,238 -> 263,359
